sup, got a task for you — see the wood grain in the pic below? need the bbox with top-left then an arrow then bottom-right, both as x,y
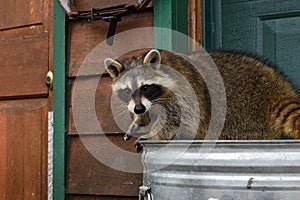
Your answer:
0,0 -> 42,30
68,9 -> 154,77
67,1 -> 153,199
69,48 -> 152,136
69,75 -> 123,135
0,0 -> 50,40
67,135 -> 142,196
0,0 -> 51,199
0,99 -> 48,200
189,0 -> 202,51
0,111 -> 7,199
0,36 -> 49,99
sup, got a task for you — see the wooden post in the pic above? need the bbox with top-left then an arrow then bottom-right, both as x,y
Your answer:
53,0 -> 66,199
189,0 -> 203,51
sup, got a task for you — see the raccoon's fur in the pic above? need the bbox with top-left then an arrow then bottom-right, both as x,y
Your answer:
104,49 -> 300,144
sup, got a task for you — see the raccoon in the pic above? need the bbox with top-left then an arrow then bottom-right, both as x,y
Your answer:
104,49 -> 300,147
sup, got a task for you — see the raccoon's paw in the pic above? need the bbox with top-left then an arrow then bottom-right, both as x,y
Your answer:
125,123 -> 142,141
124,133 -> 132,141
135,143 -> 143,153
134,138 -> 146,153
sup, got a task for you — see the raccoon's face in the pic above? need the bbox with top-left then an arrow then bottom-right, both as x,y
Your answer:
105,49 -> 173,115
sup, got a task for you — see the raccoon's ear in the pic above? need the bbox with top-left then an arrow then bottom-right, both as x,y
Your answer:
104,58 -> 124,79
143,49 -> 161,65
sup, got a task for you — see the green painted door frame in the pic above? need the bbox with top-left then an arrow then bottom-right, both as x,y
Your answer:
153,0 -> 189,52
53,0 -> 66,199
202,0 -> 222,50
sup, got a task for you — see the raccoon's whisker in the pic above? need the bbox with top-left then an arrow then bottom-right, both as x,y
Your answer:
113,113 -> 131,124
112,104 -> 127,109
113,109 -> 128,116
111,102 -> 127,107
113,107 -> 129,115
112,102 -> 127,107
113,112 -> 131,122
112,103 -> 127,108
112,107 -> 130,118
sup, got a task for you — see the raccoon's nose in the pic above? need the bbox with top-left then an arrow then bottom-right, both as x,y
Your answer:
134,104 -> 146,114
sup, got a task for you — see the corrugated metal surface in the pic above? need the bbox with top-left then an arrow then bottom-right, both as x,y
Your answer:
140,140 -> 300,200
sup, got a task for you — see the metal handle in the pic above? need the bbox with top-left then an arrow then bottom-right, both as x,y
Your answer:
105,16 -> 121,46
139,186 -> 153,200
45,71 -> 53,91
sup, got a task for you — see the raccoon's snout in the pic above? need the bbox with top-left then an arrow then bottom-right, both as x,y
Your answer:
134,103 -> 146,114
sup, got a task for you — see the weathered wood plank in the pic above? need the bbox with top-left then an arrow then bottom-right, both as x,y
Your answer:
0,36 -> 49,99
6,110 -> 24,200
67,135 -> 142,196
69,75 -> 122,135
68,10 -> 153,77
0,0 -> 42,30
67,1 -> 153,199
0,112 -> 7,199
0,0 -> 50,41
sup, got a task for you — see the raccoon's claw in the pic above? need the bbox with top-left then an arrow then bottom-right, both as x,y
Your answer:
135,143 -> 143,153
124,134 -> 131,141
134,139 -> 144,153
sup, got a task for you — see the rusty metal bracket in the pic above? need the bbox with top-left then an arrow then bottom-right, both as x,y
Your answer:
57,0 -> 151,45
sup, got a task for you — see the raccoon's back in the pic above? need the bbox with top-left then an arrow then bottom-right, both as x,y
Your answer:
209,51 -> 300,139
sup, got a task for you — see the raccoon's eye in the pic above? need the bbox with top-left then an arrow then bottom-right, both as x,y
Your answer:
140,84 -> 149,92
123,88 -> 131,94
141,84 -> 163,101
117,88 -> 132,102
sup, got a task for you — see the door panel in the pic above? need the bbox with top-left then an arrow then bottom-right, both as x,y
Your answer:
0,112 -> 7,198
259,14 -> 300,91
220,0 -> 300,92
0,0 -> 50,99
0,99 -> 48,200
0,36 -> 49,98
0,0 -> 43,30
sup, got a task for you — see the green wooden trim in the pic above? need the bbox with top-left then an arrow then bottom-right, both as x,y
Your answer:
202,0 -> 222,49
153,0 -> 188,52
53,0 -> 66,199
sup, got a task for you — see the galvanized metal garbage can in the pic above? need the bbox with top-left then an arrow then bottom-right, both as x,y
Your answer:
138,140 -> 300,200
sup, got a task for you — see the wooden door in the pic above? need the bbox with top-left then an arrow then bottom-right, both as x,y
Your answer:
208,0 -> 300,92
0,0 -> 52,199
